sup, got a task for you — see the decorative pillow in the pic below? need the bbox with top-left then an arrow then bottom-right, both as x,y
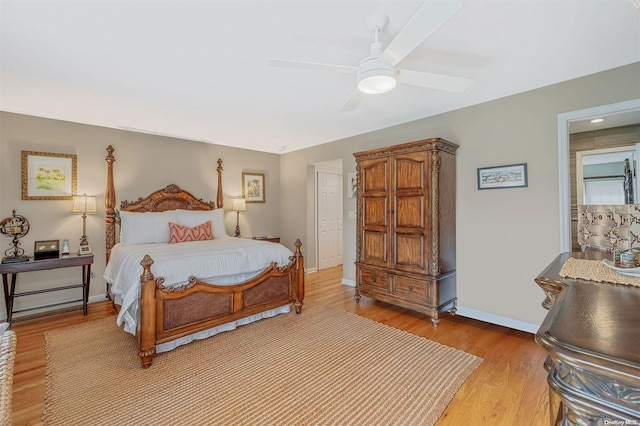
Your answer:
120,210 -> 177,246
175,209 -> 228,238
168,221 -> 214,244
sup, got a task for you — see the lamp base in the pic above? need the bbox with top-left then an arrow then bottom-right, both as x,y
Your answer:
235,211 -> 241,237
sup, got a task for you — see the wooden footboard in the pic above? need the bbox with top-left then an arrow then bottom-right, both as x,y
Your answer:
136,240 -> 304,368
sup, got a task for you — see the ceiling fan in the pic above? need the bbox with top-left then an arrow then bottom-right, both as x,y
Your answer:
268,0 -> 473,111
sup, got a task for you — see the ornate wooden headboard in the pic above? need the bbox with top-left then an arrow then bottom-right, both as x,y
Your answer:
104,145 -> 224,262
120,184 -> 216,213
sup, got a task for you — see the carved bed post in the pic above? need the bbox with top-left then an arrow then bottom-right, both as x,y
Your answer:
293,239 -> 304,314
216,158 -> 223,209
105,145 -> 116,263
138,255 -> 157,368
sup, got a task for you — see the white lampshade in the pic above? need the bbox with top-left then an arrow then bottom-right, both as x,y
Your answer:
232,198 -> 247,212
357,57 -> 397,94
71,194 -> 97,214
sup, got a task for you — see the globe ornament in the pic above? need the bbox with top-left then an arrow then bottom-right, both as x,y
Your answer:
0,210 -> 30,263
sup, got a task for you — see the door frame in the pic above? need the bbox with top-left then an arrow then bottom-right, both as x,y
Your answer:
557,98 -> 640,251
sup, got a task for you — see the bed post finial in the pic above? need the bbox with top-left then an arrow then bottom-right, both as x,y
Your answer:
139,254 -> 157,368
105,145 -> 116,264
293,239 -> 304,314
140,255 -> 155,282
216,158 -> 223,209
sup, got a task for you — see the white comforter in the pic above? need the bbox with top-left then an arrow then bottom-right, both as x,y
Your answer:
104,237 -> 294,340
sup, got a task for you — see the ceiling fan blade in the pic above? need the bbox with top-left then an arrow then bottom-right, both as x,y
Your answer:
380,0 -> 463,67
268,59 -> 357,74
397,69 -> 472,92
340,90 -> 363,112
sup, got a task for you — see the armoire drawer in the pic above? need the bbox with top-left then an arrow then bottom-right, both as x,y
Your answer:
395,276 -> 432,303
359,269 -> 389,290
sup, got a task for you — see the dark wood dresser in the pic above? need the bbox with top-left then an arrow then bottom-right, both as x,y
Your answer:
353,138 -> 458,326
534,252 -> 640,424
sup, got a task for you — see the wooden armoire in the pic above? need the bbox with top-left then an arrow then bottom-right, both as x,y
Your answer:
353,138 -> 458,326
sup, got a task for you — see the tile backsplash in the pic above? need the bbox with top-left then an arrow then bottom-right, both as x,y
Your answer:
577,204 -> 640,252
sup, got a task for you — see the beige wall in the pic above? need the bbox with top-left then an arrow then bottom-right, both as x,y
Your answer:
0,113 -> 282,314
2,62 -> 638,328
279,62 -> 640,329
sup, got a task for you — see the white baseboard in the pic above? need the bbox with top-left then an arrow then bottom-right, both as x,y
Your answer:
342,278 -> 355,287
340,277 -> 539,334
455,306 -> 540,334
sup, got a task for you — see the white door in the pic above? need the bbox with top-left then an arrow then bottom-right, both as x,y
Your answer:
317,171 -> 343,270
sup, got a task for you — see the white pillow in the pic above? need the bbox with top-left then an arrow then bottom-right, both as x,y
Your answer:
120,210 -> 177,245
175,209 -> 228,238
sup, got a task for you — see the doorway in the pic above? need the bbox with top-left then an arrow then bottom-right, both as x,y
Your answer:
558,99 -> 640,251
315,162 -> 343,270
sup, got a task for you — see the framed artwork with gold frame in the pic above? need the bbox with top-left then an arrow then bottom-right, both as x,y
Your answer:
22,151 -> 77,200
242,172 -> 265,203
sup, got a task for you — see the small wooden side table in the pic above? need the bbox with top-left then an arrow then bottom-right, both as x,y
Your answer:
252,236 -> 280,243
0,254 -> 93,325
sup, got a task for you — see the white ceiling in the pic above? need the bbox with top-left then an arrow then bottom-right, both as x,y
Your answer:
569,110 -> 640,134
1,0 -> 639,154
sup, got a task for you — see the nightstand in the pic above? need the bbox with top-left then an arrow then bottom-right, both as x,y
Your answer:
0,254 -> 93,324
252,236 -> 280,243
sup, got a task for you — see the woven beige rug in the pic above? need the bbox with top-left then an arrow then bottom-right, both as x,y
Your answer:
44,304 -> 482,425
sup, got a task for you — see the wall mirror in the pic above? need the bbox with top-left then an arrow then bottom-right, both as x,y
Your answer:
576,144 -> 639,205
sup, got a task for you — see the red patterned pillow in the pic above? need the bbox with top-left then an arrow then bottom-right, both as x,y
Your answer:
168,220 -> 214,243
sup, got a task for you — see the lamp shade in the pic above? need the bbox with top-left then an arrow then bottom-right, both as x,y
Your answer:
71,194 -> 97,214
231,198 -> 247,212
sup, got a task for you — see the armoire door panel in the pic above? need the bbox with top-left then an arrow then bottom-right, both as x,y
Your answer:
395,156 -> 426,191
363,197 -> 387,227
394,233 -> 424,271
362,160 -> 388,193
362,231 -> 387,264
395,196 -> 424,228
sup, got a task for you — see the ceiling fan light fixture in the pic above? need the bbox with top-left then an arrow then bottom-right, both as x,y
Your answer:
357,57 -> 397,94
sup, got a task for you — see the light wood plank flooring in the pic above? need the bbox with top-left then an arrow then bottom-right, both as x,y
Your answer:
10,266 -> 549,425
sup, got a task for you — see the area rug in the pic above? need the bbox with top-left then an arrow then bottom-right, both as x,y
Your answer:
44,304 -> 482,425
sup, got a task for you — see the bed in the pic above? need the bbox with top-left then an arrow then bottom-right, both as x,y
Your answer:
103,145 -> 305,368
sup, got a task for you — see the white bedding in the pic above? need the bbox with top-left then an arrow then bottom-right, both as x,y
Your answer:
104,237 -> 294,351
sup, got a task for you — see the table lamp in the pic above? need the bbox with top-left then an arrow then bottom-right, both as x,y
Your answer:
71,194 -> 97,254
231,198 -> 246,237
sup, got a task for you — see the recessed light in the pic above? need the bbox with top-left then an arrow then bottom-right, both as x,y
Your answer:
590,118 -> 605,124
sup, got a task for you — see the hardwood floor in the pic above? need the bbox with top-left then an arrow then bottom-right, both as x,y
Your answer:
10,266 -> 549,425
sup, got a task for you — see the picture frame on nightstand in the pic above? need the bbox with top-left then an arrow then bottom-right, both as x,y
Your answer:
78,244 -> 92,256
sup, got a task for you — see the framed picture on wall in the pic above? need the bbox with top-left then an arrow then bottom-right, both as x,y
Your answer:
21,151 -> 77,200
477,163 -> 528,190
347,172 -> 357,198
242,172 -> 265,203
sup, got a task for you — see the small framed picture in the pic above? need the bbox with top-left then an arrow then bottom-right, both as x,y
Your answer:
347,172 -> 357,199
477,163 -> 528,190
242,172 -> 265,203
78,245 -> 92,255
